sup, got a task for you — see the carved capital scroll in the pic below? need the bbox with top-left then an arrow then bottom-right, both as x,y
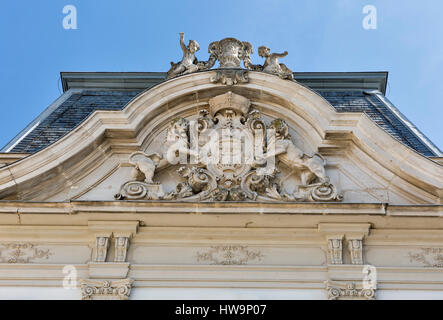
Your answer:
81,278 -> 133,300
325,280 -> 376,300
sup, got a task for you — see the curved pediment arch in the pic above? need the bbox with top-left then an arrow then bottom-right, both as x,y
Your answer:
0,71 -> 441,204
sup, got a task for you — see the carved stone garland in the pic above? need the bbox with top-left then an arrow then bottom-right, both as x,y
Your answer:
116,92 -> 342,203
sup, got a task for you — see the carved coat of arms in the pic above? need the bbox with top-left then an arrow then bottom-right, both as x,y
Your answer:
116,91 -> 342,203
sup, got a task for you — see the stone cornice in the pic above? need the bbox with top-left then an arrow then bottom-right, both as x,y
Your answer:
60,71 -> 388,93
0,201 -> 440,215
0,201 -> 441,230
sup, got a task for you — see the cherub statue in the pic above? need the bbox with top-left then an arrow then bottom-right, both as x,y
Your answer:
167,32 -> 200,79
257,119 -> 329,186
258,46 -> 294,80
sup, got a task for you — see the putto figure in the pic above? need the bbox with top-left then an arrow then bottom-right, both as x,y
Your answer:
258,46 -> 294,80
167,32 -> 200,79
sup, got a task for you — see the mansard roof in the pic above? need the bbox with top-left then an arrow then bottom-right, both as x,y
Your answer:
2,71 -> 440,157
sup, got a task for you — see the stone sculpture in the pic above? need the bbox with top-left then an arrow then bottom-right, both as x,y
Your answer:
258,46 -> 294,80
259,119 -> 328,185
167,32 -> 200,79
116,92 -> 342,202
115,117 -> 195,200
165,34 -> 295,81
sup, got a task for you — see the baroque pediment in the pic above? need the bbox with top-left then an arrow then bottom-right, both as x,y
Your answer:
114,91 -> 342,202
0,69 -> 441,204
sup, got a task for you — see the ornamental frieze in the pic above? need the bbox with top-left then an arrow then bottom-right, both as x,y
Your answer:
408,248 -> 443,268
196,246 -> 264,265
115,91 -> 342,203
0,243 -> 52,263
80,279 -> 133,300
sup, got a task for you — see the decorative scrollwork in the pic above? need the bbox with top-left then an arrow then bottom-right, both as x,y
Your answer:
197,109 -> 213,133
196,245 -> 264,265
290,183 -> 343,202
115,92 -> 342,203
80,279 -> 134,300
325,281 -> 376,300
210,69 -> 249,85
311,183 -> 342,201
115,181 -> 164,200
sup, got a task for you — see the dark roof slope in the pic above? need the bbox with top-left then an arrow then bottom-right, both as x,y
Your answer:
8,90 -> 141,153
3,72 -> 440,157
317,91 -> 438,157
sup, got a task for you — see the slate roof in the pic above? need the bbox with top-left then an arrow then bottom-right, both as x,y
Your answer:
6,90 -> 142,154
3,73 -> 441,157
317,90 -> 439,157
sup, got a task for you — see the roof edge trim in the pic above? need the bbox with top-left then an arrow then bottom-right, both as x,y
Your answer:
60,71 -> 389,94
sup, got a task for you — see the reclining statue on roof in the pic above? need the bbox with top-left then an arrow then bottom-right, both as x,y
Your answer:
258,46 -> 294,80
167,32 -> 200,79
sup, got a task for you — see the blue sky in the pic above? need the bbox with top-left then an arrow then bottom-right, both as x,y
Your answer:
0,0 -> 442,151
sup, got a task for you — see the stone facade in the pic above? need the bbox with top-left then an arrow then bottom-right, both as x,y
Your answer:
0,37 -> 442,300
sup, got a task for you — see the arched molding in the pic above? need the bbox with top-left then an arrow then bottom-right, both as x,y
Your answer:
0,71 -> 441,202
